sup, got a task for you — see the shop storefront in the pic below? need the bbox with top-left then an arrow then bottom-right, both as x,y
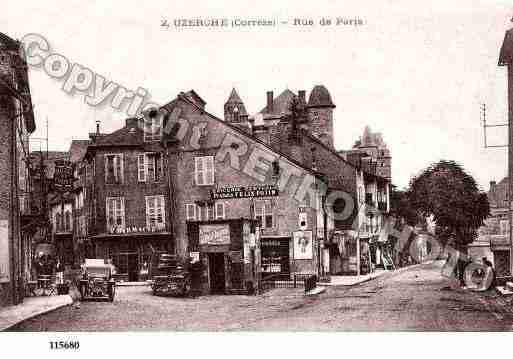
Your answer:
260,237 -> 290,280
187,218 -> 259,295
90,233 -> 173,282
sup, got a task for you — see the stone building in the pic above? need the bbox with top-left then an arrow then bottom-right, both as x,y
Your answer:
158,85 -> 392,293
82,116 -> 173,282
224,87 -> 393,276
472,178 -> 509,276
165,91 -> 325,294
0,32 -> 36,307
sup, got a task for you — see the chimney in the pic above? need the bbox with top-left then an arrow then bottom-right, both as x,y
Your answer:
248,116 -> 255,136
490,181 -> 497,192
266,91 -> 273,112
298,90 -> 306,104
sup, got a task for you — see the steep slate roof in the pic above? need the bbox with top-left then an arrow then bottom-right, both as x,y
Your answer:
259,89 -> 296,117
0,32 -> 18,49
184,90 -> 206,108
226,88 -> 243,104
92,119 -> 144,147
307,85 -> 335,108
499,28 -> 513,66
225,88 -> 248,116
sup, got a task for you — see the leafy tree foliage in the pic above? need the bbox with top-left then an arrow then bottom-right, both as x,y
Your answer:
407,160 -> 490,251
389,186 -> 422,227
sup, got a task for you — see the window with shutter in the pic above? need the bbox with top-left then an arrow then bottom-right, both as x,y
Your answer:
186,204 -> 197,221
106,197 -> 125,232
206,204 -> 214,220
144,195 -> 165,229
144,117 -> 162,142
194,156 -> 214,186
254,200 -> 274,229
195,157 -> 204,185
205,156 -> 214,185
138,154 -> 146,182
105,154 -> 123,184
215,202 -> 225,219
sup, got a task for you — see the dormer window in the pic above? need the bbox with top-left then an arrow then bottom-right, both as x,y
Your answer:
144,115 -> 162,142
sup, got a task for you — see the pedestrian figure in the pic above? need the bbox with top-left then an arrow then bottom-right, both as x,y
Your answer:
482,257 -> 496,289
56,260 -> 64,284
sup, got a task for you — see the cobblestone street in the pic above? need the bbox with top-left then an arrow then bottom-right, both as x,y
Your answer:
10,261 -> 513,331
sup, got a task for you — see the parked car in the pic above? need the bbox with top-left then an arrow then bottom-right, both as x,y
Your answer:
79,259 -> 116,301
151,253 -> 191,296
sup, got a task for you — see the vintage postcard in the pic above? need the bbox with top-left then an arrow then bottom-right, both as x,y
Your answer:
1,0 -> 513,356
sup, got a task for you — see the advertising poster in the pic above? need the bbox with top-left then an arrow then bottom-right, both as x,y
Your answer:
0,220 -> 9,283
293,230 -> 313,260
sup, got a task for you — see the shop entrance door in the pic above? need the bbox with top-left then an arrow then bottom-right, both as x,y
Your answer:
112,252 -> 139,282
127,253 -> 139,282
208,253 -> 226,294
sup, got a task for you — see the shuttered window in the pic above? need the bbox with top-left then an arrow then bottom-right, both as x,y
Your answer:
186,204 -> 197,221
105,154 -> 123,184
255,200 -> 273,229
145,195 -> 165,230
138,153 -> 163,182
138,154 -> 146,182
194,156 -> 214,186
106,197 -> 125,232
215,202 -> 226,219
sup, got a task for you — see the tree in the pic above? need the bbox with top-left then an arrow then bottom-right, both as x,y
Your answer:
407,160 -> 490,252
389,185 -> 422,227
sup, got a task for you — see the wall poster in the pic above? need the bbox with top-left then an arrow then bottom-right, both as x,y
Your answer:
0,220 -> 10,283
293,230 -> 313,260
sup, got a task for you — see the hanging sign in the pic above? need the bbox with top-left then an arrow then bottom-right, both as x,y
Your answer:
54,159 -> 74,192
0,220 -> 9,283
210,184 -> 279,200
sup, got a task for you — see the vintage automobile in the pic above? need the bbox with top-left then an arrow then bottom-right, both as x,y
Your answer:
79,259 -> 116,301
151,253 -> 191,296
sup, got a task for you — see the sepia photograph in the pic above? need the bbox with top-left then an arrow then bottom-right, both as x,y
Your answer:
1,0 -> 513,356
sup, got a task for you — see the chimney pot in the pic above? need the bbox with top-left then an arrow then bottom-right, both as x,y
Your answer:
266,91 -> 273,112
490,181 -> 497,191
298,90 -> 306,104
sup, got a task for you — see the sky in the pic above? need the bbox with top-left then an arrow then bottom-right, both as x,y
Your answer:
2,0 -> 513,190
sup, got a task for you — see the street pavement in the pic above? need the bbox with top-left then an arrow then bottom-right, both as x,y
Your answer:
9,261 -> 513,331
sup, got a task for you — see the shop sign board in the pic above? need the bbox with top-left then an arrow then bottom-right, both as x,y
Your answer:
54,159 -> 74,192
199,224 -> 230,245
293,230 -> 313,260
0,220 -> 10,283
211,184 -> 279,200
190,251 -> 200,263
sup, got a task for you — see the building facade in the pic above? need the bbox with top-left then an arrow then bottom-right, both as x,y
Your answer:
473,178 -> 509,276
165,91 -> 325,294
82,117 -> 173,282
158,85 -> 392,293
0,32 -> 36,307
